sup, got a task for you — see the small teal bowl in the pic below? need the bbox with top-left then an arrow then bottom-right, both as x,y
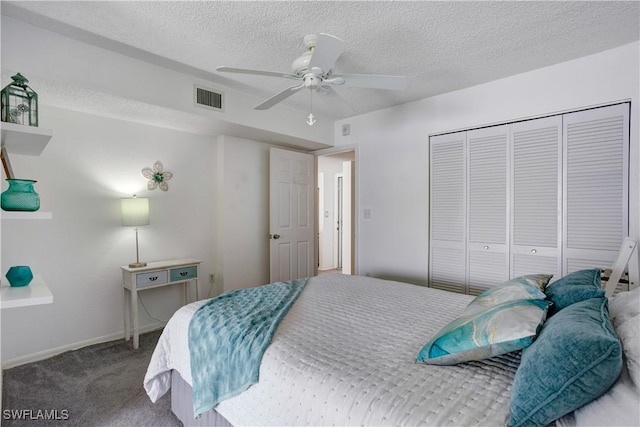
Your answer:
6,266 -> 33,287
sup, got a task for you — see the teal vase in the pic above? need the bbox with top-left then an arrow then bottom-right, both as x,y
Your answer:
1,179 -> 40,211
6,266 -> 33,287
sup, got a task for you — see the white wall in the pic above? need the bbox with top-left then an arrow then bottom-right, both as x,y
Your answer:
0,13 -> 327,365
335,42 -> 640,285
1,106 -> 216,365
0,16 -> 333,150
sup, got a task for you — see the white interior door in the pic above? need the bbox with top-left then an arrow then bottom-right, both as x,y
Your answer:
270,147 -> 315,282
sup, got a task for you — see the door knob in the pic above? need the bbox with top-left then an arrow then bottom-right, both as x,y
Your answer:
270,234 -> 281,239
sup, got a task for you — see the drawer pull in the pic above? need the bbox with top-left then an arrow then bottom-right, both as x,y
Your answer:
136,271 -> 168,287
180,272 -> 188,277
531,249 -> 537,254
483,245 -> 489,250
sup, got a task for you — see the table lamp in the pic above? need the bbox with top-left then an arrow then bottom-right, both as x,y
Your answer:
121,195 -> 149,268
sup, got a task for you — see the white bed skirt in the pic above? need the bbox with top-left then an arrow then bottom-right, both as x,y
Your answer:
171,370 -> 232,427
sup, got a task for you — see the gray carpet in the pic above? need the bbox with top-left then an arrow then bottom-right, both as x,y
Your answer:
2,330 -> 181,426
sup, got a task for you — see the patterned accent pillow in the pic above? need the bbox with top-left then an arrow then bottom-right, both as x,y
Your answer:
508,297 -> 622,427
416,299 -> 551,366
544,269 -> 604,315
463,274 -> 552,316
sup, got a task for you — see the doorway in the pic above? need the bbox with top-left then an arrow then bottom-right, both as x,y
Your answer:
317,150 -> 355,275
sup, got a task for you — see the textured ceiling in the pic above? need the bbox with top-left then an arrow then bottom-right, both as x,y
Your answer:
2,1 -> 639,121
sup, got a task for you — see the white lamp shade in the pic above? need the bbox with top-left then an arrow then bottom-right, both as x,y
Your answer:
121,197 -> 149,226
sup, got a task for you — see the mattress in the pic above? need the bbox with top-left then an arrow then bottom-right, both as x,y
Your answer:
145,274 -> 521,426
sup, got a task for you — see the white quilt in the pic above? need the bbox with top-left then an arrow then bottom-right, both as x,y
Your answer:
144,274 -> 520,426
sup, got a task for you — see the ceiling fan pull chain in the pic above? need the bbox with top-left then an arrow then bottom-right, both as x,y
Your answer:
307,90 -> 316,126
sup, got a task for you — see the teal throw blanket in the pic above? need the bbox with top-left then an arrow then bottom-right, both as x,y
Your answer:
188,278 -> 308,418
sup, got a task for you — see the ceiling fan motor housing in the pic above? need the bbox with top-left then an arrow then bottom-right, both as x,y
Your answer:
291,34 -> 320,75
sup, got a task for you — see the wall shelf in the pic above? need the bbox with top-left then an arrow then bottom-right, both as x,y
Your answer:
0,123 -> 55,312
1,123 -> 53,218
0,275 -> 53,309
1,122 -> 53,156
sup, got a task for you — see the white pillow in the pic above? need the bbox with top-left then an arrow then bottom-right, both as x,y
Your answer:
609,286 -> 640,326
570,366 -> 640,426
609,287 -> 640,388
609,288 -> 640,326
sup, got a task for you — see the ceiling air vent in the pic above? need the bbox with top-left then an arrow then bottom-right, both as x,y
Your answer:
194,85 -> 223,111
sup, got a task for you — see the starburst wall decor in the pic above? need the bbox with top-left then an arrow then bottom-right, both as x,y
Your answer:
141,161 -> 173,191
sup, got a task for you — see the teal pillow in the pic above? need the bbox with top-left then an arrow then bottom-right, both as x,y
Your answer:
508,297 -> 622,427
545,269 -> 604,315
463,274 -> 551,315
416,299 -> 551,366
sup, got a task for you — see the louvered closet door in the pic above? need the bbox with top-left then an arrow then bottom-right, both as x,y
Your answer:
563,103 -> 630,273
510,116 -> 562,279
429,133 -> 466,293
467,126 -> 509,294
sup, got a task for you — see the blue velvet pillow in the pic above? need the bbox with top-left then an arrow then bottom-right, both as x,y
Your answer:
416,299 -> 551,365
508,297 -> 622,427
545,268 -> 604,315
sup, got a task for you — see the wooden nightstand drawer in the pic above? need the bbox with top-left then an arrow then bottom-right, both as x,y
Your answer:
136,270 -> 168,288
170,266 -> 198,282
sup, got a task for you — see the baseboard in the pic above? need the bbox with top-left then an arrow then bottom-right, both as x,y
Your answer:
1,321 -> 165,370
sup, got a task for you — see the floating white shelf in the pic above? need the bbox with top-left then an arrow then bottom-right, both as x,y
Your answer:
1,211 -> 52,220
0,122 -> 53,156
0,124 -> 55,312
0,275 -> 53,309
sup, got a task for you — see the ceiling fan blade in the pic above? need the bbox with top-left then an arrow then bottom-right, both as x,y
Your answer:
308,33 -> 345,73
255,84 -> 305,110
217,66 -> 300,80
330,74 -> 408,90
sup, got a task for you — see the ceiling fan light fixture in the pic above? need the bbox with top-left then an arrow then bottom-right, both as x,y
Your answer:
304,74 -> 321,89
317,85 -> 331,95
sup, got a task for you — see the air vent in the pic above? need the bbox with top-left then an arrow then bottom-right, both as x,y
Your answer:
194,85 -> 223,111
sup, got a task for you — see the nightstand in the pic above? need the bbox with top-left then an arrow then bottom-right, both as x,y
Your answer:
121,258 -> 201,349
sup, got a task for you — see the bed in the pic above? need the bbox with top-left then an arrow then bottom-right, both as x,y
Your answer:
144,272 -> 640,427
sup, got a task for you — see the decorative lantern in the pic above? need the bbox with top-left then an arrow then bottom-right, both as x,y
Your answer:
1,73 -> 38,127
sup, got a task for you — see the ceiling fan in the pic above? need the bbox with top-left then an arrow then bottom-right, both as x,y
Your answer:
216,33 -> 408,110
